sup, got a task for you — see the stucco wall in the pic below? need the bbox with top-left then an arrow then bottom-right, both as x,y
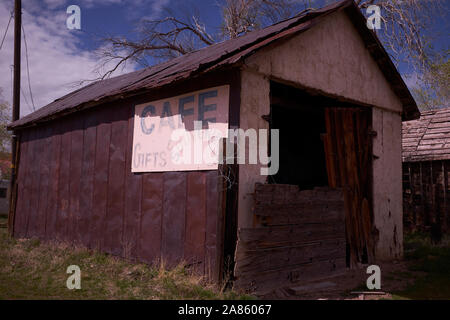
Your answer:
238,10 -> 404,260
238,70 -> 270,228
372,108 -> 403,260
243,11 -> 403,113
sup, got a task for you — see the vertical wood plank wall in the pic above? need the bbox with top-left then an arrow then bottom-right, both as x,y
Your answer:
403,160 -> 450,234
12,90 -> 226,279
323,107 -> 374,266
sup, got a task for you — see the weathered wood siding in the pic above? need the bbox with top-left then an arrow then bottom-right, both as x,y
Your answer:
403,160 -> 450,234
233,184 -> 346,293
402,108 -> 450,235
323,107 -> 375,265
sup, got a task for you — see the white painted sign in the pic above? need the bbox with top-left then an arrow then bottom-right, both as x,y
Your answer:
132,85 -> 230,172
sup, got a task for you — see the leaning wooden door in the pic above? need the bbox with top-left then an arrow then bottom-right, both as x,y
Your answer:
322,107 -> 376,267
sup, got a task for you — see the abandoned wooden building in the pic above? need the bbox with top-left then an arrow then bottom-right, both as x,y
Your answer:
402,107 -> 450,236
8,0 -> 419,292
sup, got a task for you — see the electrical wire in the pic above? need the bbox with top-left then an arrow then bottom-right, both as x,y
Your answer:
10,65 -> 13,102
0,11 -> 13,51
21,23 -> 36,111
20,87 -> 32,112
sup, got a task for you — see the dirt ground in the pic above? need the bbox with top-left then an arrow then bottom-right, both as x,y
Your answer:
259,260 -> 428,300
259,234 -> 450,300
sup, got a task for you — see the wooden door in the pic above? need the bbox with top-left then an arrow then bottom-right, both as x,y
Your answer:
322,107 -> 376,267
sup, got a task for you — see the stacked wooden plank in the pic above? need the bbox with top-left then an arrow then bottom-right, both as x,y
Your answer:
233,184 -> 346,293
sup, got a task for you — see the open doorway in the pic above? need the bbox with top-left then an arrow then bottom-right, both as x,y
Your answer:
270,84 -> 328,189
268,81 -> 375,266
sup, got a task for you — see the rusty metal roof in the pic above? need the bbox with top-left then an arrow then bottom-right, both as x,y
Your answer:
9,0 -> 419,130
403,107 -> 450,162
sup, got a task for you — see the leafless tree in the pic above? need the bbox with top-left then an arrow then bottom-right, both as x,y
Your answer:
95,0 -> 446,84
97,13 -> 216,79
220,0 -> 299,38
92,0 -> 302,80
0,88 -> 11,156
358,0 -> 446,71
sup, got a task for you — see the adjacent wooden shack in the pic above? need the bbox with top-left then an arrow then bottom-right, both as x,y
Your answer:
8,1 -> 419,291
402,107 -> 450,235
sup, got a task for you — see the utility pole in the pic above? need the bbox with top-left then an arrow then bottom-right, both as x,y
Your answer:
8,0 -> 21,235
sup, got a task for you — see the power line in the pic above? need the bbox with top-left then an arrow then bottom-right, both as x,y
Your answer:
21,22 -> 35,111
10,65 -> 13,103
20,86 -> 32,112
0,11 -> 13,51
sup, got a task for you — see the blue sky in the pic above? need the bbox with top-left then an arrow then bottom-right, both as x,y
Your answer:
0,0 -> 448,116
76,0 -> 226,50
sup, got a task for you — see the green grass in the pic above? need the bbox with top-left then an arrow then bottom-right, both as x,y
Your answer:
4,213 -> 449,300
0,218 -> 253,300
390,233 -> 450,300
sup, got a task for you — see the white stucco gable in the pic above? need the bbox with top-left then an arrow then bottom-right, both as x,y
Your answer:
243,10 -> 404,114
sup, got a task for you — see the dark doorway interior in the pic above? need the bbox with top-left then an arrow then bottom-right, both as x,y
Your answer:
270,82 -> 328,189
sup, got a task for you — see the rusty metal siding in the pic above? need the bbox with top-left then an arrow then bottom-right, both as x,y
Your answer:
140,172 -> 163,264
38,128 -> 52,240
20,129 -> 33,238
13,105 -> 217,270
12,70 -> 241,279
29,127 -> 44,239
59,121 -> 73,241
79,116 -> 97,248
14,130 -> 29,238
46,123 -> 62,241
205,171 -> 219,278
105,106 -> 128,256
70,120 -> 84,244
162,172 -> 187,267
91,107 -> 111,250
123,110 -> 142,259
185,172 -> 207,272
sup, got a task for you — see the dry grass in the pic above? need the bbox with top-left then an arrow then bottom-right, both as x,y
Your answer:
0,218 -> 253,300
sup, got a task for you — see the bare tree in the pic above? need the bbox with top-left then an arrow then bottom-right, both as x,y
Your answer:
361,0 -> 447,110
96,0 -> 446,86
412,50 -> 450,110
93,0 -> 302,80
358,0 -> 446,71
220,0 -> 299,38
0,88 -> 11,155
96,13 -> 217,80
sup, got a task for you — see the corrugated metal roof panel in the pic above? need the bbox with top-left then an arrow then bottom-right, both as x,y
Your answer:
9,0 -> 418,129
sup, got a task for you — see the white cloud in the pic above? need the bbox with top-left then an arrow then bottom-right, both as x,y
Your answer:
150,0 -> 171,18
42,0 -> 67,9
0,1 -> 138,117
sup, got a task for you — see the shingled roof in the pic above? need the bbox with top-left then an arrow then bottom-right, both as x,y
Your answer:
402,107 -> 450,162
9,0 -> 419,130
